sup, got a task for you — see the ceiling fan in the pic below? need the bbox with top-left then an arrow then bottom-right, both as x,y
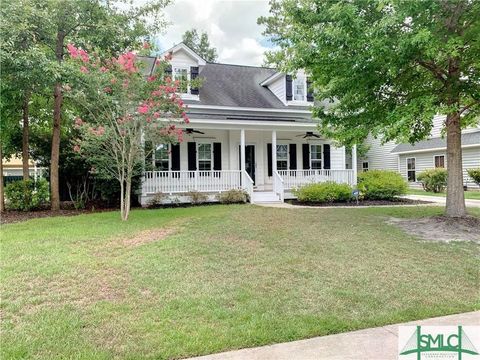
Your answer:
296,131 -> 320,139
183,128 -> 205,135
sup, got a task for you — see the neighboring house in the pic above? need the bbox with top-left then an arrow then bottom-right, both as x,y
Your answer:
139,43 -> 357,205
2,156 -> 45,184
357,115 -> 480,189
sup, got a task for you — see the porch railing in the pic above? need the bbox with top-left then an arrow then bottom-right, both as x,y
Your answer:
273,170 -> 284,202
142,170 -> 245,194
278,169 -> 356,189
241,170 -> 254,203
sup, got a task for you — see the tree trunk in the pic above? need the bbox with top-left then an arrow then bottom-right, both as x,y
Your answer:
123,178 -> 132,221
120,180 -> 125,220
50,30 -> 65,211
0,145 -> 4,213
22,92 -> 30,181
445,112 -> 466,217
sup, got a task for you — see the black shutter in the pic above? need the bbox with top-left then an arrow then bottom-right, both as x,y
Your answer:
306,78 -> 314,102
267,143 -> 272,177
187,142 -> 196,171
323,144 -> 331,169
213,142 -> 221,170
302,144 -> 310,169
285,75 -> 292,101
289,144 -> 297,170
171,144 -> 180,171
164,64 -> 172,78
190,66 -> 199,95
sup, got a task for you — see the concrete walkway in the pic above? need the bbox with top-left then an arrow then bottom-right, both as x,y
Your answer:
403,194 -> 480,208
188,311 -> 480,360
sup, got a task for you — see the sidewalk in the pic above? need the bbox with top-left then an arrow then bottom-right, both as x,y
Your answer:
188,311 -> 479,360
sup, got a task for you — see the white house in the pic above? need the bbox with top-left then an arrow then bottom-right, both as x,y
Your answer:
139,43 -> 357,205
357,115 -> 480,189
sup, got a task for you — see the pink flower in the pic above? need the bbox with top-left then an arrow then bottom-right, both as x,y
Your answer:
74,117 -> 84,127
143,42 -> 150,49
153,112 -> 160,118
67,44 -> 79,58
110,78 -> 117,84
78,49 -> 89,63
73,144 -> 80,153
147,75 -> 156,82
122,79 -> 129,88
164,52 -> 173,61
100,66 -> 108,73
117,52 -> 137,73
137,104 -> 149,114
80,66 -> 89,74
104,86 -> 112,93
97,126 -> 105,135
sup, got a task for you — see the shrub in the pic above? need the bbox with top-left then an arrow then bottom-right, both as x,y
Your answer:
5,178 -> 50,211
186,190 -> 208,204
147,192 -> 166,207
467,168 -> 480,187
293,182 -> 352,203
217,189 -> 248,204
357,170 -> 407,200
417,168 -> 448,193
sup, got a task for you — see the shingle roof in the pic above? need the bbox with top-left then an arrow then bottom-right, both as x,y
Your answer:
392,131 -> 480,153
192,63 -> 296,109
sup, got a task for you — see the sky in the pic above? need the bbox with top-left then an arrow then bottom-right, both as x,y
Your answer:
155,0 -> 273,66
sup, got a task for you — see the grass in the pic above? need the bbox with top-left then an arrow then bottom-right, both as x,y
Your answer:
1,205 -> 479,359
407,188 -> 480,200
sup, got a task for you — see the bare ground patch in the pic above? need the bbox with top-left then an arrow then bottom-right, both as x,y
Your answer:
388,216 -> 480,243
122,227 -> 177,247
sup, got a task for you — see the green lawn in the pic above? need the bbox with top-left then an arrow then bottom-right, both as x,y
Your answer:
407,188 -> 480,200
1,205 -> 479,359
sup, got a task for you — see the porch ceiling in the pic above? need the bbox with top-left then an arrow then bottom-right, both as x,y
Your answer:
180,118 -> 318,131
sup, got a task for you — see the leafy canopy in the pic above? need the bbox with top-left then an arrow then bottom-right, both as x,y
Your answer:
182,29 -> 218,62
259,0 -> 480,145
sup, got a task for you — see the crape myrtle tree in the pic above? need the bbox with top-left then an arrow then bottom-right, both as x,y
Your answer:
259,0 -> 480,217
66,45 -> 189,220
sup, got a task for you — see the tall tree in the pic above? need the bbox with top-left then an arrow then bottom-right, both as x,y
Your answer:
29,0 -> 171,210
182,29 -> 218,61
260,0 -> 480,217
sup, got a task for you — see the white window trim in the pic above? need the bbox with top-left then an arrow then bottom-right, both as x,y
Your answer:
287,76 -> 310,106
433,154 -> 446,168
197,142 -> 213,172
406,157 -> 416,182
172,65 -> 190,95
309,143 -> 323,170
276,143 -> 289,171
153,144 -> 170,171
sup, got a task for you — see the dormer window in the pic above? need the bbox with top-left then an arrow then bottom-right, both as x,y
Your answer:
293,76 -> 306,101
285,74 -> 313,104
173,66 -> 189,94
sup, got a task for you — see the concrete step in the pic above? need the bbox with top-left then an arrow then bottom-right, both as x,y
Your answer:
252,191 -> 282,204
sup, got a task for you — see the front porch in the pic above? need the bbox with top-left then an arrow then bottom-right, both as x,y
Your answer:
140,120 -> 357,205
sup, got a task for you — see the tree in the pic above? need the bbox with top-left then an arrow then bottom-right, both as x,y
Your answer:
182,29 -> 218,62
66,45 -> 188,220
29,0 -> 171,211
259,0 -> 480,217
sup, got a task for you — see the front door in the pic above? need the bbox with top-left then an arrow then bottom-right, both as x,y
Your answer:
239,145 -> 255,184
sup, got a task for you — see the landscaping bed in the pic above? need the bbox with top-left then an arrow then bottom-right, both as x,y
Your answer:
287,197 -> 431,207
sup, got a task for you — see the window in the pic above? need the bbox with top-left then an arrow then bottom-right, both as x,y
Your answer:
154,144 -> 169,171
197,143 -> 212,171
293,76 -> 306,101
276,144 -> 288,170
434,155 -> 445,168
310,144 -> 322,169
407,158 -> 416,182
173,67 -> 189,93
362,161 -> 369,172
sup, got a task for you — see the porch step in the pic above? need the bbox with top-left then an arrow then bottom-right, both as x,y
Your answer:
252,191 -> 282,204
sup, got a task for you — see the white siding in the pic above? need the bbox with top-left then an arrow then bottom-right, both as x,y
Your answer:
398,147 -> 480,189
268,75 -> 286,105
170,48 -> 198,67
357,134 -> 398,172
430,114 -> 446,138
331,146 -> 346,170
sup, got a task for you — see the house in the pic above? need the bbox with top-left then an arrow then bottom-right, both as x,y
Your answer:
357,115 -> 480,189
2,156 -> 45,185
139,43 -> 357,205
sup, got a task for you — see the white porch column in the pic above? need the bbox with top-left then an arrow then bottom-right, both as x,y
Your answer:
240,129 -> 246,173
272,130 -> 277,174
352,144 -> 358,185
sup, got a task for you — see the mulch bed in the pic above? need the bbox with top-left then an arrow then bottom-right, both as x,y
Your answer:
1,208 -> 114,225
287,198 -> 432,207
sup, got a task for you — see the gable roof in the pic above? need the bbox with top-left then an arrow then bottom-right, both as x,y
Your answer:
190,63 -> 308,110
391,130 -> 480,154
161,43 -> 207,65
